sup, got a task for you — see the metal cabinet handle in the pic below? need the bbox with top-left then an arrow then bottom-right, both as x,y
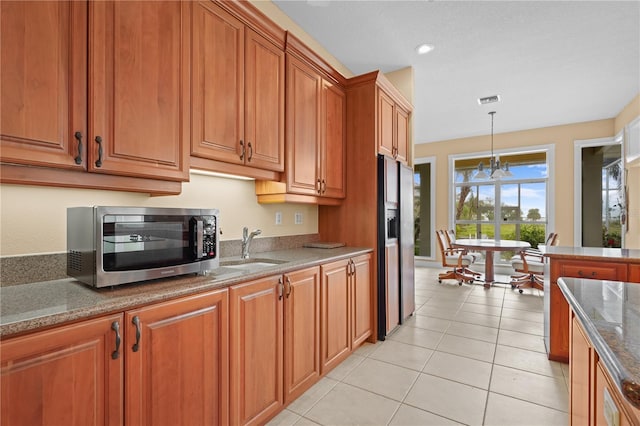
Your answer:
74,131 -> 83,165
317,179 -> 322,194
577,270 -> 597,277
278,278 -> 283,300
111,321 -> 121,360
321,179 -> 326,194
239,140 -> 245,161
95,136 -> 103,167
247,142 -> 253,161
132,316 -> 141,352
285,276 -> 292,298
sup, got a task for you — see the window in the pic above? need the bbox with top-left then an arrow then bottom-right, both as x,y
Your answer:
453,151 -> 549,262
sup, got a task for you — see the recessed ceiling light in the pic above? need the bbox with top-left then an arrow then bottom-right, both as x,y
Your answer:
416,44 -> 434,55
478,95 -> 501,105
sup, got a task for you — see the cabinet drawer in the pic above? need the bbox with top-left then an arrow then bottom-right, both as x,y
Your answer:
559,261 -> 627,281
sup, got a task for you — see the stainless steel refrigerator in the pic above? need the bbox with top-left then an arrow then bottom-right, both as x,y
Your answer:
377,155 -> 415,339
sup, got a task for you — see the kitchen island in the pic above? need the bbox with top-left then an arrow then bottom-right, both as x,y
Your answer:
558,277 -> 640,424
544,246 -> 640,362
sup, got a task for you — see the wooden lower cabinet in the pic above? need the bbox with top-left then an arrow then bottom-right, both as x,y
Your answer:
320,258 -> 351,373
549,259 -> 628,362
125,289 -> 229,426
570,315 -> 592,425
229,268 -> 322,425
230,275 -> 284,426
284,267 -> 321,404
1,255 -> 372,426
320,254 -> 372,374
1,314 -> 124,426
1,289 -> 229,426
570,310 -> 639,426
351,254 -> 373,347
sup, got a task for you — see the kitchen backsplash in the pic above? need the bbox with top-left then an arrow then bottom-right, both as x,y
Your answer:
0,233 -> 321,286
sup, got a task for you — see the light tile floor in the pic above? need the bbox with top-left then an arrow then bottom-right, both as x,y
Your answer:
268,266 -> 569,426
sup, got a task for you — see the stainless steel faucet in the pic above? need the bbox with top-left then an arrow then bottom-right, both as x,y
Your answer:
241,227 -> 262,259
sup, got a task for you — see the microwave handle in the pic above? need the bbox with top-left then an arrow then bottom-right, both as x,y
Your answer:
191,217 -> 204,259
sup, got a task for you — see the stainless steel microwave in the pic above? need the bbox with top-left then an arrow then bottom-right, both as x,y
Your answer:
67,206 -> 219,288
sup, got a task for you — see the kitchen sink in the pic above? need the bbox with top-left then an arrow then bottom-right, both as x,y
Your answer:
220,258 -> 287,272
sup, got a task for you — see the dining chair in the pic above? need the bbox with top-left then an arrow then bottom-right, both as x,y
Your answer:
444,229 -> 482,278
435,230 -> 476,285
510,232 -> 558,293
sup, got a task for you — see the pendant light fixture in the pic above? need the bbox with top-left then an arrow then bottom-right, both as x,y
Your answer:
475,111 -> 512,180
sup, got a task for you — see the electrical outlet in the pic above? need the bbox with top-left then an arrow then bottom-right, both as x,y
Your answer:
275,211 -> 282,225
294,212 -> 303,225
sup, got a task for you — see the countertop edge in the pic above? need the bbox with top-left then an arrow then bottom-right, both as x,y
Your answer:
1,247 -> 373,338
557,278 -> 640,410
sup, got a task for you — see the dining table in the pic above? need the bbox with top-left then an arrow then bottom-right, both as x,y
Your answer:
452,239 -> 531,288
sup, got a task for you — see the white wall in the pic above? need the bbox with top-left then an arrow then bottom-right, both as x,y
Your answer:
0,173 -> 318,256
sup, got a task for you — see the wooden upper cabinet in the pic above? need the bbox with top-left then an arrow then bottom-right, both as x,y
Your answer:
191,1 -> 284,173
191,1 -> 244,166
377,89 -> 395,159
395,106 -> 409,163
244,28 -> 285,171
88,1 -> 190,181
125,289 -> 229,426
321,80 -> 346,198
0,1 -> 87,169
377,86 -> 410,163
286,54 -> 322,196
1,314 -> 124,426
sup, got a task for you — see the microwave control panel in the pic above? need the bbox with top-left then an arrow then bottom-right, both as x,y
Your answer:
191,215 -> 217,260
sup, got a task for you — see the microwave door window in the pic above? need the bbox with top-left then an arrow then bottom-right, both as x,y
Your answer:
102,217 -> 188,271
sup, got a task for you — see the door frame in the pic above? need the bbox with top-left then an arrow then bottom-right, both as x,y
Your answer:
414,156 -> 436,261
573,133 -> 624,247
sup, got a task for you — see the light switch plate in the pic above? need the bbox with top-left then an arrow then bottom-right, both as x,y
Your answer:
275,212 -> 282,225
294,212 -> 303,225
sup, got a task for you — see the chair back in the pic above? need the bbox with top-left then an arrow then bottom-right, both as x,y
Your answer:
445,229 -> 456,247
435,230 -> 449,266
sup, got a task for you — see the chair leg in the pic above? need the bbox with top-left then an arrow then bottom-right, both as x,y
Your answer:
512,273 -> 544,293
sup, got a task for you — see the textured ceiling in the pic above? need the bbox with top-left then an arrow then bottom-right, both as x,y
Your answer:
272,0 -> 640,144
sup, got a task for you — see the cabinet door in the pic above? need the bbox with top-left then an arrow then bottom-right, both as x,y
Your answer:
595,362 -> 637,426
245,28 -> 285,172
377,88 -> 395,159
628,264 -> 640,283
191,1 -> 244,165
230,275 -> 283,426
395,106 -> 409,164
284,267 -> 320,404
89,1 -> 190,181
385,242 -> 400,335
125,289 -> 229,426
321,80 -> 346,198
1,1 -> 87,169
286,54 -> 321,196
570,316 -> 592,426
351,254 -> 372,347
1,314 -> 123,426
320,259 -> 351,374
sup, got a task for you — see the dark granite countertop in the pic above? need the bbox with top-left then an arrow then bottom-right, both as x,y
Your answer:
0,247 -> 372,338
558,277 -> 640,410
545,246 -> 640,263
